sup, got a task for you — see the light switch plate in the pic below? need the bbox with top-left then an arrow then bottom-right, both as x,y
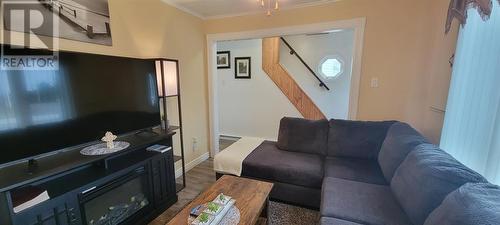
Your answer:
371,78 -> 379,88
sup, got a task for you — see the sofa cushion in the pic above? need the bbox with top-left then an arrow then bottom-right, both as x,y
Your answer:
321,177 -> 411,225
277,117 -> 329,155
268,180 -> 322,209
327,119 -> 396,159
320,217 -> 363,225
391,144 -> 488,225
242,141 -> 324,188
424,183 -> 500,225
324,157 -> 387,185
378,122 -> 429,182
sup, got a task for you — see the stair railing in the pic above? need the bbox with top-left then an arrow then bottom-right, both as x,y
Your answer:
280,37 -> 330,91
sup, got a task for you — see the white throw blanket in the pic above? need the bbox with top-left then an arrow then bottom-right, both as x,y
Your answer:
214,137 -> 265,176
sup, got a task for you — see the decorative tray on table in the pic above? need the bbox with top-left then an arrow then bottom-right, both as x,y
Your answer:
189,193 -> 238,225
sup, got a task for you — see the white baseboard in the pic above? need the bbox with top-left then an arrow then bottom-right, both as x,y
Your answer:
219,134 -> 242,141
175,152 -> 210,178
220,134 -> 276,142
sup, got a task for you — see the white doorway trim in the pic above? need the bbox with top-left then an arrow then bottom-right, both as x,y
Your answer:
207,18 -> 366,156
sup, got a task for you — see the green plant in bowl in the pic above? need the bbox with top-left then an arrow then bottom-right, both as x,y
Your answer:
207,202 -> 220,213
199,213 -> 210,223
219,194 -> 226,202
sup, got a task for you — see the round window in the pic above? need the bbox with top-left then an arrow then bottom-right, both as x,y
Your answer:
319,56 -> 343,80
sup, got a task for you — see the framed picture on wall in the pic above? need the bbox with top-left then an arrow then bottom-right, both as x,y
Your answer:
235,57 -> 251,79
217,51 -> 231,69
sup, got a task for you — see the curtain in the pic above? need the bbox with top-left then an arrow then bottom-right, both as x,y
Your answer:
440,1 -> 500,184
446,0 -> 498,33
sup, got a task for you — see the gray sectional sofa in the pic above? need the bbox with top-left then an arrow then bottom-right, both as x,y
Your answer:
239,117 -> 500,225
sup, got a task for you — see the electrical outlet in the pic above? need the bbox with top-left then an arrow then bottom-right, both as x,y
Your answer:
192,138 -> 197,152
371,78 -> 379,88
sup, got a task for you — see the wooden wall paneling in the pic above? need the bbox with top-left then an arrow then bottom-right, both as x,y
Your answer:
262,37 -> 326,120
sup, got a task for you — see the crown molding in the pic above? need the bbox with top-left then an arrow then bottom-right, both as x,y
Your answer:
161,0 -> 342,21
161,0 -> 206,19
205,0 -> 342,20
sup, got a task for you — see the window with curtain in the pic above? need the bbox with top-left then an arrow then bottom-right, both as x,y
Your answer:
440,1 -> 500,185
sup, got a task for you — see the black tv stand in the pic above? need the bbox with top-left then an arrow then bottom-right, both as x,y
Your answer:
0,129 -> 178,225
135,128 -> 160,137
26,159 -> 38,175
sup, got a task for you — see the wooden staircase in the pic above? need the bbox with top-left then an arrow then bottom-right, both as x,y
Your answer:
262,37 -> 326,120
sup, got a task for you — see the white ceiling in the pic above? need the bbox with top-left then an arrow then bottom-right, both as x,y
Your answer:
162,0 -> 340,19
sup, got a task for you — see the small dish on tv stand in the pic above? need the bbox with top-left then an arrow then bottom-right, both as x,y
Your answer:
80,141 -> 130,156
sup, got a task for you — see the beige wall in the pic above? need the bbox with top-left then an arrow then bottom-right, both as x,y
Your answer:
421,0 -> 459,144
1,0 -> 210,165
204,0 -> 458,143
0,0 -> 458,166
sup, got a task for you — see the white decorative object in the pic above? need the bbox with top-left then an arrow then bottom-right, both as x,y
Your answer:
213,193 -> 231,205
80,141 -> 130,156
188,200 -> 239,225
217,206 -> 240,225
102,132 -> 118,149
209,199 -> 236,225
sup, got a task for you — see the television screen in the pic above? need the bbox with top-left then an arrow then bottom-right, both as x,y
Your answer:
0,47 -> 161,165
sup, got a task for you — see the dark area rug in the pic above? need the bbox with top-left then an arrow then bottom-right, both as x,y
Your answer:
269,201 -> 320,225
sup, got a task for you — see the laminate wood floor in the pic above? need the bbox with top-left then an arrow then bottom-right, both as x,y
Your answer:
219,138 -> 239,151
149,138 -> 237,225
149,159 -> 216,225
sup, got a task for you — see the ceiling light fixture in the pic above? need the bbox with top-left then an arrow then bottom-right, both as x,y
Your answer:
258,0 -> 279,16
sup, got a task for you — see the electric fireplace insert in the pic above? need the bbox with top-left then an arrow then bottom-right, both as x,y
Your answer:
79,166 -> 152,225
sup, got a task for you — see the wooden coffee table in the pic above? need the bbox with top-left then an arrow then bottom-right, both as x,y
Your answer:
167,175 -> 273,225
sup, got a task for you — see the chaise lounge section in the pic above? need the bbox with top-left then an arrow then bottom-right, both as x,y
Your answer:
238,117 -> 500,225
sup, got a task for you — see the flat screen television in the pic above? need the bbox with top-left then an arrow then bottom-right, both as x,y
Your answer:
0,46 -> 161,166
